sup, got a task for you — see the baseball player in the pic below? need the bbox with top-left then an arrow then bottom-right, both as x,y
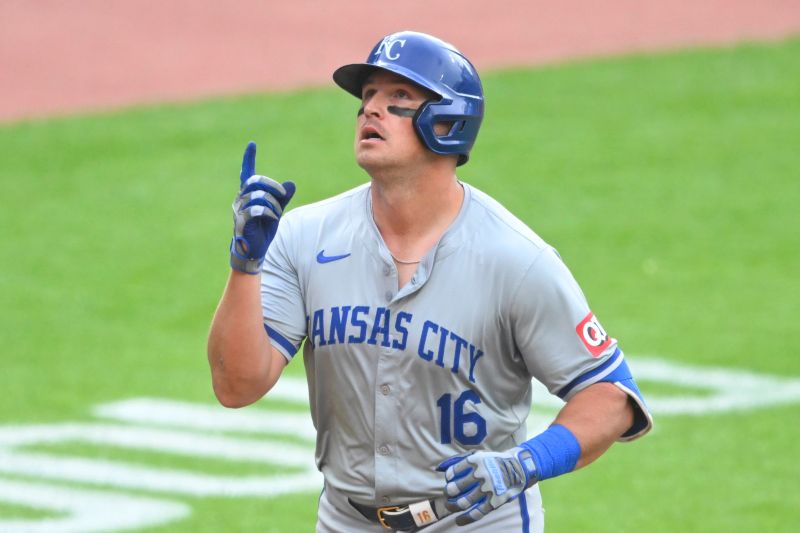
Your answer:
208,31 -> 652,532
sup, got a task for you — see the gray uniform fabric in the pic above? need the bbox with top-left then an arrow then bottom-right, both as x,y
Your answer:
261,182 -> 649,521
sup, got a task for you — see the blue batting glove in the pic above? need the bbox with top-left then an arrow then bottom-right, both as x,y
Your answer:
230,141 -> 296,274
437,447 -> 538,526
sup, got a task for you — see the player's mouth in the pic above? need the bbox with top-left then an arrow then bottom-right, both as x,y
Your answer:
359,125 -> 385,143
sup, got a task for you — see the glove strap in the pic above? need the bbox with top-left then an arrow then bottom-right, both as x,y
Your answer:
519,424 -> 581,482
514,448 -> 539,487
230,239 -> 264,275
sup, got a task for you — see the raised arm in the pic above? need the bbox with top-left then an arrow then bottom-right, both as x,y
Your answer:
207,142 -> 296,408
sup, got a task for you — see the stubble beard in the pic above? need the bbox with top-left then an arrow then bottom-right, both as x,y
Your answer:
356,144 -> 403,179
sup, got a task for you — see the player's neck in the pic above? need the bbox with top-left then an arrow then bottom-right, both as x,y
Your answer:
370,173 -> 464,260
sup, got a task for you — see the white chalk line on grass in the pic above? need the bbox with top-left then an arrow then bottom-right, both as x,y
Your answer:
93,399 -> 317,439
0,478 -> 189,533
1,357 -> 798,532
0,423 -> 314,466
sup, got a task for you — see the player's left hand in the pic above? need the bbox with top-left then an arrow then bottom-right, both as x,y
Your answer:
436,447 -> 538,526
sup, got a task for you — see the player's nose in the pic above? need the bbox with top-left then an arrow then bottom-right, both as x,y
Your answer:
361,94 -> 386,118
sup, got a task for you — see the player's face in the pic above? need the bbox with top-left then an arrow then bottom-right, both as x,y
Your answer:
354,71 -> 439,174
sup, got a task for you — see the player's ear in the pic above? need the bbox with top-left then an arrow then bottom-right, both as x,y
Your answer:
433,120 -> 455,136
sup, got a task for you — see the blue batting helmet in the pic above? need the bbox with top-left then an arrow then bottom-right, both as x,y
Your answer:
333,31 -> 484,166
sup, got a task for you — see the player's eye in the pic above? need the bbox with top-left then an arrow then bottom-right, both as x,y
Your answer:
389,87 -> 413,100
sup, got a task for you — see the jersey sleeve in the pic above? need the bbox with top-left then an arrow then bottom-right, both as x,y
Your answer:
510,247 -> 652,440
261,214 -> 307,362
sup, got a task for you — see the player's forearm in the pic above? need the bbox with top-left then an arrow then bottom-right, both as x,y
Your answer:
553,382 -> 634,469
440,383 -> 633,524
207,270 -> 275,407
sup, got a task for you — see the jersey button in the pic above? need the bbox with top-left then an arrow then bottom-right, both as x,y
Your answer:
380,384 -> 391,395
384,291 -> 393,302
378,445 -> 390,456
383,265 -> 391,276
381,496 -> 390,504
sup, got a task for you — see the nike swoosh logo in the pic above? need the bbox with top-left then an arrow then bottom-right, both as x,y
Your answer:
316,250 -> 351,264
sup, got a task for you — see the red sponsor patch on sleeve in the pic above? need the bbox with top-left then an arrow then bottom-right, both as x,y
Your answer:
576,312 -> 612,357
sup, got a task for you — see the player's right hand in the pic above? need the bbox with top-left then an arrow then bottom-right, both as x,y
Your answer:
230,141 -> 296,274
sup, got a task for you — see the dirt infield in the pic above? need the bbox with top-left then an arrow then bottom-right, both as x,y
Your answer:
1,0 -> 799,123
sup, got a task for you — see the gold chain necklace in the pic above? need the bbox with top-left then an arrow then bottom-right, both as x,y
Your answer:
390,253 -> 421,265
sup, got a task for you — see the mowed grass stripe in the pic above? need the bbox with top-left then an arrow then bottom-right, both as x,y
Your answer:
0,500 -> 58,519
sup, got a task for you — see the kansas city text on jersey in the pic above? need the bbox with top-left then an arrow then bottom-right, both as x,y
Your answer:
306,305 -> 484,383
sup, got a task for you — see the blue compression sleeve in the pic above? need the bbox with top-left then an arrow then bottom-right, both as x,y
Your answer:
519,424 -> 581,481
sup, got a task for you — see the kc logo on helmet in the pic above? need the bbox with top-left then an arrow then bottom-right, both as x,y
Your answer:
375,37 -> 406,60
576,312 -> 612,357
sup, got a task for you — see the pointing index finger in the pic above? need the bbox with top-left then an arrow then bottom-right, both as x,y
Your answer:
240,141 -> 257,183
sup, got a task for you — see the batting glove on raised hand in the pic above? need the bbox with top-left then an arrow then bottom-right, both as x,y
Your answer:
437,447 -> 538,526
230,141 -> 296,274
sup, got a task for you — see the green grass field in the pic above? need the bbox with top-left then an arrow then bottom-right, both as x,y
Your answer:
1,37 -> 799,531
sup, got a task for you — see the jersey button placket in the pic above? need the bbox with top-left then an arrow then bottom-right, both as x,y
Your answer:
381,335 -> 395,355
374,354 -> 398,497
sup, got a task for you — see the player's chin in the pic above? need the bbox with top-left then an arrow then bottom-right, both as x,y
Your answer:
355,149 -> 389,173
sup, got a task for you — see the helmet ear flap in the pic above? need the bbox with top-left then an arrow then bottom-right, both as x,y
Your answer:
411,101 -> 465,166
410,98 -> 434,145
412,98 -> 482,166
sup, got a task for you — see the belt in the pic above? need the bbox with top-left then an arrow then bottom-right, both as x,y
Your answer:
348,497 -> 448,531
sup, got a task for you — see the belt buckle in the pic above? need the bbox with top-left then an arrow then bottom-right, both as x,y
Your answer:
377,506 -> 402,529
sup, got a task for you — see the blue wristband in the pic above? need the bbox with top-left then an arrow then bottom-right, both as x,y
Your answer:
519,424 -> 581,481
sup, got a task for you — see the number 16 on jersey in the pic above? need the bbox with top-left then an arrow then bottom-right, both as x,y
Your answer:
436,390 -> 487,445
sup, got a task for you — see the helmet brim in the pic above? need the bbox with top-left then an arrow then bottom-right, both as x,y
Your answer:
333,64 -> 381,99
333,62 -> 444,102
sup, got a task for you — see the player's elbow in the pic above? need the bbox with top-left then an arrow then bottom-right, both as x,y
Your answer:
215,394 -> 253,409
207,340 -> 284,409
208,357 -> 265,409
212,381 -> 262,409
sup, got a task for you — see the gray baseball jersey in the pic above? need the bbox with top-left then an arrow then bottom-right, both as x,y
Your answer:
261,182 -> 651,507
